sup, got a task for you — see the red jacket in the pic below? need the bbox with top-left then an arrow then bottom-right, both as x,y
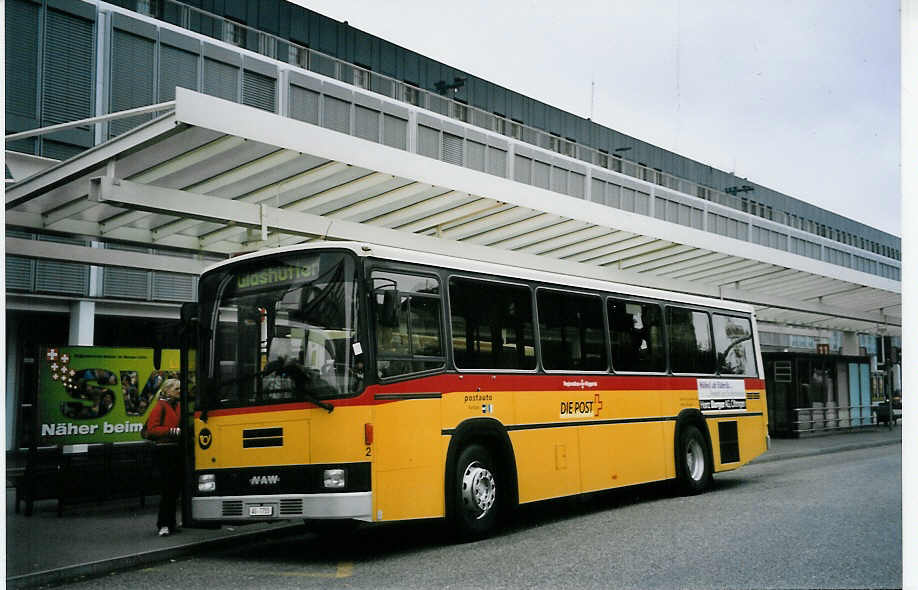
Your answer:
145,398 -> 181,442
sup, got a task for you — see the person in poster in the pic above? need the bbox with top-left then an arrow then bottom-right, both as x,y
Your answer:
144,378 -> 183,536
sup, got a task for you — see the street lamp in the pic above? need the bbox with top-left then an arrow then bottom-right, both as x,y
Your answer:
724,185 -> 754,195
435,77 -> 467,95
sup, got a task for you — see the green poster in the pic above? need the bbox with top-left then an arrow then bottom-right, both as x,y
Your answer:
38,346 -> 194,445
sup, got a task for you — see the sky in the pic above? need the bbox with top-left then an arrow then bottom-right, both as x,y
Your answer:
291,0 -> 901,237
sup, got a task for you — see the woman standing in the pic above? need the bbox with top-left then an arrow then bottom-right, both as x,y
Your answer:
145,378 -> 183,536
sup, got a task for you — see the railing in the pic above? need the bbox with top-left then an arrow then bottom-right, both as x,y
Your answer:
793,404 -> 876,434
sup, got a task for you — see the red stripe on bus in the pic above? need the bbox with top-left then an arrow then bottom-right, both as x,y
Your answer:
194,374 -> 765,418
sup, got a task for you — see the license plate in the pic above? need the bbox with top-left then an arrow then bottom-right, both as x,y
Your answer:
249,505 -> 273,517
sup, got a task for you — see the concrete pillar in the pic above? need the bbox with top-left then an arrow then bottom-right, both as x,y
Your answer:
841,331 -> 859,356
69,301 -> 96,346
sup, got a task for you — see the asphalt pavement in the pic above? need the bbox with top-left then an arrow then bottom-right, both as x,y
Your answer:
5,423 -> 902,589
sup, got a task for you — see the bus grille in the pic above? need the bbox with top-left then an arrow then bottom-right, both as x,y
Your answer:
280,498 -> 303,515
222,500 -> 243,517
242,427 -> 283,448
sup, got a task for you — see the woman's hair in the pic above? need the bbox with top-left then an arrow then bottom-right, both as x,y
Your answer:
161,378 -> 181,394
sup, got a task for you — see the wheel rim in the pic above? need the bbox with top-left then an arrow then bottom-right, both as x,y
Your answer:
461,460 -> 496,520
686,437 -> 705,481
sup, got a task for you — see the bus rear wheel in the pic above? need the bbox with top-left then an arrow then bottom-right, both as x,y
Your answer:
451,444 -> 499,541
676,424 -> 712,495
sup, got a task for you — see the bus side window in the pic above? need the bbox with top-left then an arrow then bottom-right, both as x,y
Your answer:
372,271 -> 445,379
449,277 -> 536,371
608,298 -> 665,373
713,314 -> 756,376
537,289 -> 606,371
667,307 -> 715,374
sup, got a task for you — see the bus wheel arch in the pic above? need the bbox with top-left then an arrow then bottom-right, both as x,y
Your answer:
444,418 -> 518,540
674,410 -> 714,494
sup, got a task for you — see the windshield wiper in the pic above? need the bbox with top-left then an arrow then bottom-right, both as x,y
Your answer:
254,388 -> 334,413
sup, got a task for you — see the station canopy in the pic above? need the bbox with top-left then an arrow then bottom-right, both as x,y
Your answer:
6,89 -> 901,335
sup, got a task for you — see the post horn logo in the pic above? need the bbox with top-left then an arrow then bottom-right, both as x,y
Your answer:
198,427 -> 213,450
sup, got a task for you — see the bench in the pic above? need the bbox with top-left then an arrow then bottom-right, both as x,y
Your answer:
14,442 -> 156,516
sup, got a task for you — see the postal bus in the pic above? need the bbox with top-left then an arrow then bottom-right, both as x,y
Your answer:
186,241 -> 768,539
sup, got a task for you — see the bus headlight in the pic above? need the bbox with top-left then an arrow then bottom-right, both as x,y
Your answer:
198,473 -> 216,493
323,469 -> 345,489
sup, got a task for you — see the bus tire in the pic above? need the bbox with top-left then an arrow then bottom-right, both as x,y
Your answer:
451,444 -> 499,541
676,424 -> 712,495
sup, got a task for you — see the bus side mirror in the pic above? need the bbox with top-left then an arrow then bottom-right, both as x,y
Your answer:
379,290 -> 401,328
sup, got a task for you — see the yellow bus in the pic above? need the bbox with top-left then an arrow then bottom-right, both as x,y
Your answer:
188,242 -> 768,539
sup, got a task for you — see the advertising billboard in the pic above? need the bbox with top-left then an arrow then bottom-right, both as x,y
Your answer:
38,346 -> 194,445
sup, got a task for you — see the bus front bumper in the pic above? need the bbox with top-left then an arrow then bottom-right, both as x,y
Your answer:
192,492 -> 372,521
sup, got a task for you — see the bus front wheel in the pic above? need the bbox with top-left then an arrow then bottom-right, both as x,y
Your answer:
451,444 -> 499,540
676,424 -> 712,495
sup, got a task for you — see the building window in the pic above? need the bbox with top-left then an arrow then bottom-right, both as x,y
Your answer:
289,45 -> 309,69
450,101 -> 468,123
595,149 -> 609,169
136,0 -> 160,17
640,164 -> 654,182
353,68 -> 370,89
509,118 -> 524,139
222,19 -> 245,47
402,83 -> 420,106
561,138 -> 576,158
257,33 -> 276,59
493,115 -> 521,140
549,133 -> 562,154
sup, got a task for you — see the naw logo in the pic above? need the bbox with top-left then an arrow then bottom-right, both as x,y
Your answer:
249,474 -> 280,486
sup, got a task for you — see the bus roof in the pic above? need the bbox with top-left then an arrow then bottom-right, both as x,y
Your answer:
205,241 -> 756,315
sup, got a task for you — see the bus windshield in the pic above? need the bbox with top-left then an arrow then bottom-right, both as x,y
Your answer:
201,251 -> 363,410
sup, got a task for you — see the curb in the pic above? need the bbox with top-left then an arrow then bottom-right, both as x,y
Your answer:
748,437 -> 901,465
6,522 -> 304,589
